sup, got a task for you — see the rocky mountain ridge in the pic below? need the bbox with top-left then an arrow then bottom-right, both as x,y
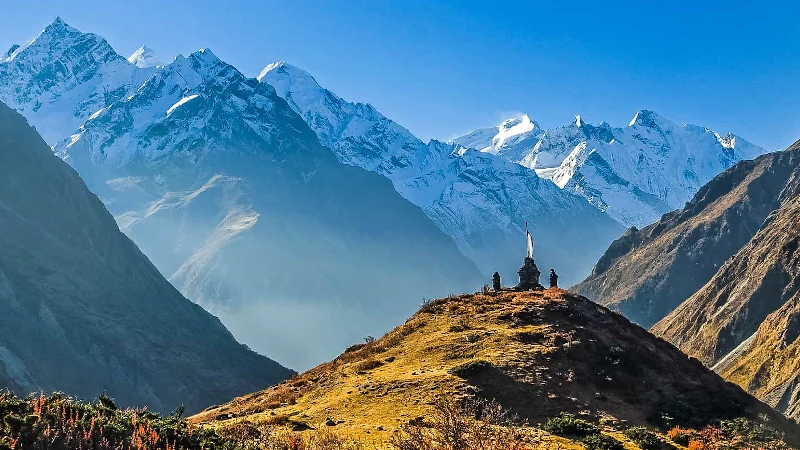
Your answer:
453,111 -> 766,228
652,142 -> 800,418
575,139 -> 800,419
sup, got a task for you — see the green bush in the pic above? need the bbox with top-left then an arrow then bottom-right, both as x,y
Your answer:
543,412 -> 599,437
623,426 -> 660,449
719,417 -> 782,443
582,434 -> 624,450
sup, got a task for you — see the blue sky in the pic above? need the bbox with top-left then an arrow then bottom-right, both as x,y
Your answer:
1,0 -> 799,150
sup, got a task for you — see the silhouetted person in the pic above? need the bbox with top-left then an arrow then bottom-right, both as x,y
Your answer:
549,269 -> 558,288
492,272 -> 502,291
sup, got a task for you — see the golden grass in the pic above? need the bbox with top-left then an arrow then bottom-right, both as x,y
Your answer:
191,289 -> 789,449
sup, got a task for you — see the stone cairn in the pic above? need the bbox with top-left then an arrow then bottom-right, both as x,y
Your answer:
517,256 -> 543,291
492,224 -> 548,291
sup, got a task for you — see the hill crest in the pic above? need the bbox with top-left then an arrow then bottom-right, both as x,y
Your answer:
192,290 -> 797,445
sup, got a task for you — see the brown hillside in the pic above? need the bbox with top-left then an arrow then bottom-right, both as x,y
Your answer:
573,145 -> 800,327
652,157 -> 800,418
192,290 -> 798,445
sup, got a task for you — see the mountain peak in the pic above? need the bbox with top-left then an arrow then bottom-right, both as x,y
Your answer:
40,16 -> 80,38
185,48 -> 227,74
575,114 -> 584,127
50,16 -> 69,29
497,114 -> 537,137
258,60 -> 319,87
628,109 -> 664,128
190,47 -> 219,61
127,45 -> 160,68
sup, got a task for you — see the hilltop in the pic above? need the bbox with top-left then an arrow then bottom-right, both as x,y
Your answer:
192,290 -> 798,448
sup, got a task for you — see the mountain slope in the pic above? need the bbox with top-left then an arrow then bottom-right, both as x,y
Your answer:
650,141 -> 800,418
192,290 -> 799,445
453,112 -> 766,228
18,21 -> 482,370
0,100 -> 292,413
573,147 -> 800,327
259,62 -> 624,286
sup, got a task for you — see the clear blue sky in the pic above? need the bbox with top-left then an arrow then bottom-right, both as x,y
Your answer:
1,0 -> 799,150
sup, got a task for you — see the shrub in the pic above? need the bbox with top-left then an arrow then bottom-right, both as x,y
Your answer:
668,426 -> 691,446
582,434 -> 624,450
218,422 -> 362,450
687,440 -> 706,450
719,417 -> 784,444
389,395 -> 532,450
344,343 -> 366,354
263,414 -> 310,431
543,412 -> 599,437
623,426 -> 660,449
354,358 -> 383,373
447,360 -> 494,378
0,391 -> 224,450
449,316 -> 473,333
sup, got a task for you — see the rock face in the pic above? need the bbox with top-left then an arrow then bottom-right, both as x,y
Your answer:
193,290 -> 800,445
650,142 -> 800,418
259,62 -> 624,286
0,19 -> 483,371
453,112 -> 766,228
573,147 -> 800,327
0,101 -> 293,413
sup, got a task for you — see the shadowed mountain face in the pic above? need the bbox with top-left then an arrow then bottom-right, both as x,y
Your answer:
573,147 -> 800,327
0,101 -> 293,413
193,290 -> 800,446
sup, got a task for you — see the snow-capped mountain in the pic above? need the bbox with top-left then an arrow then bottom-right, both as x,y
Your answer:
127,45 -> 161,68
453,112 -> 766,227
0,18 -> 152,144
5,19 -> 482,370
260,62 -> 625,286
